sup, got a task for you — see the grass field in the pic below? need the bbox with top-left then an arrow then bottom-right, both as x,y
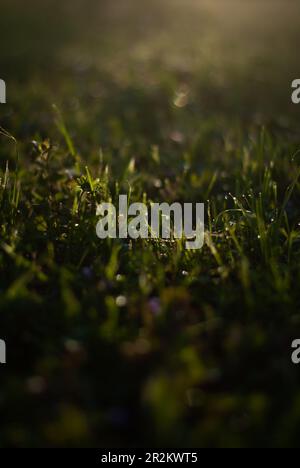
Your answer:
1,0 -> 300,448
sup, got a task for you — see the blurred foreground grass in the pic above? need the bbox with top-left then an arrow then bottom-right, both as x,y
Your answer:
1,0 -> 300,448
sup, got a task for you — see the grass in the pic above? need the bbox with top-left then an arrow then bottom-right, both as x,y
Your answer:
1,0 -> 300,448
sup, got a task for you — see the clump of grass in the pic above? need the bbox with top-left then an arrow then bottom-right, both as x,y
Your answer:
1,115 -> 300,447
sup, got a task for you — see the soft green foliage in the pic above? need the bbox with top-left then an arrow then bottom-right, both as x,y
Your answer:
1,0 -> 300,448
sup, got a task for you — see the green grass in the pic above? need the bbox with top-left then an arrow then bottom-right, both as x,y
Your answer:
1,0 -> 300,448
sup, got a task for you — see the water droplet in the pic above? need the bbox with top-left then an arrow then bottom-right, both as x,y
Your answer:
116,296 -> 127,307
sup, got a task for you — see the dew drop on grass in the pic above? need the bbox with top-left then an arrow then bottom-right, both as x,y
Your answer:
116,296 -> 127,307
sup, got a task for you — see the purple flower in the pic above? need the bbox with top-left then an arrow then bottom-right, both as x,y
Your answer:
148,297 -> 161,316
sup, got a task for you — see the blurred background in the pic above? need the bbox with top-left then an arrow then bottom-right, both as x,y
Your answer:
1,0 -> 300,132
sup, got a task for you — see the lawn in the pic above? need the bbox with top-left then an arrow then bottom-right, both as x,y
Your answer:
1,0 -> 300,448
